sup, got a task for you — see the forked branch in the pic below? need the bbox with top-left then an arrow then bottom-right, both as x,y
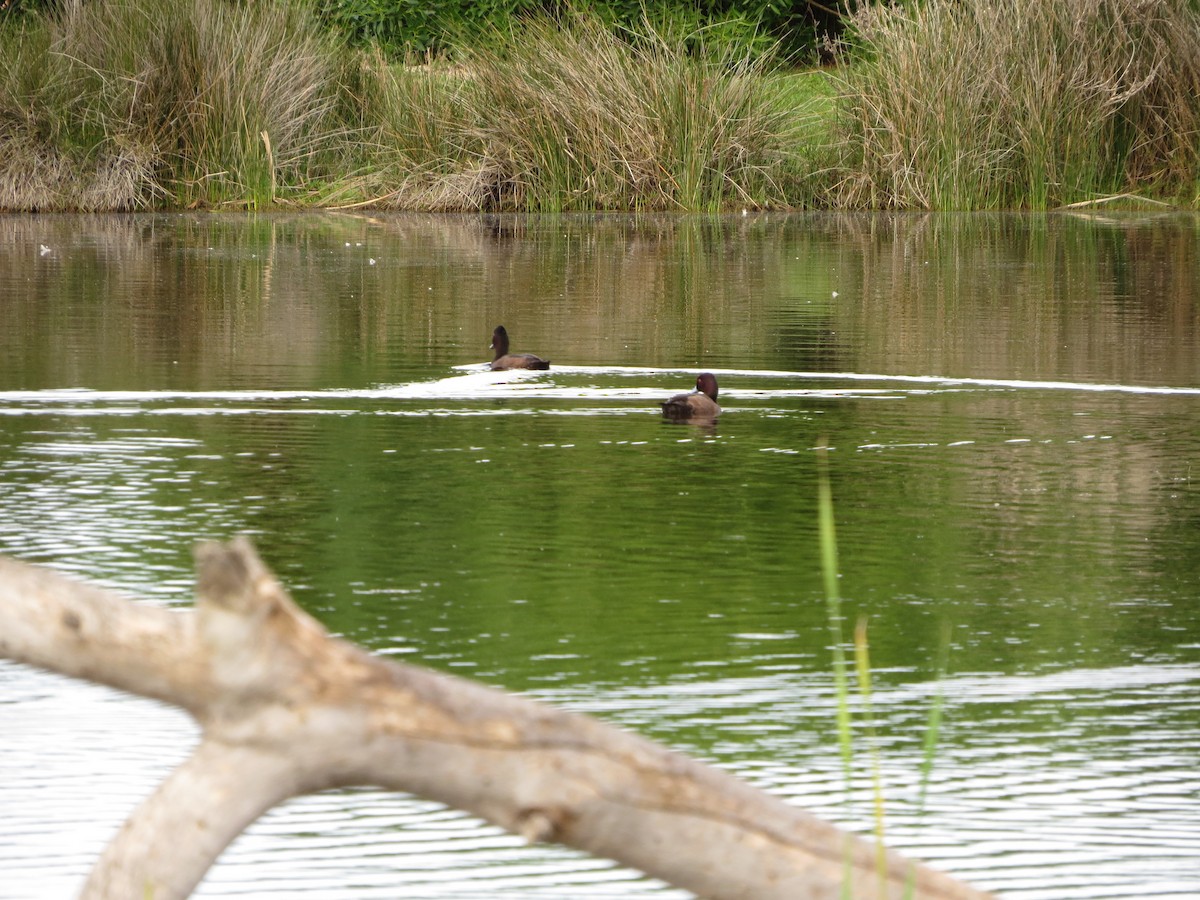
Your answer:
0,539 -> 993,900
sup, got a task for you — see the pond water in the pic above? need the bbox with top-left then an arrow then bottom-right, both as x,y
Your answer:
1,211 -> 1198,899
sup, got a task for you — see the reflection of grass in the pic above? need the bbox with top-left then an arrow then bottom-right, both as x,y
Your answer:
816,442 -> 949,897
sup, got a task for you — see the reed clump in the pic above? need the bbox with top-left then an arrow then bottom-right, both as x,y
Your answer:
345,52 -> 485,210
355,12 -> 813,211
0,0 -> 346,210
832,0 -> 1200,209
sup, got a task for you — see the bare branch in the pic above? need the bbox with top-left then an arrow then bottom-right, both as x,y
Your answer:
83,739 -> 300,899
0,541 -> 994,900
0,557 -> 206,711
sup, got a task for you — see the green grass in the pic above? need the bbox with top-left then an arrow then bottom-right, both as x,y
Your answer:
345,10 -> 832,211
0,0 -> 1197,211
346,52 -> 485,210
0,2 -> 820,211
853,617 -> 888,893
816,444 -> 856,896
816,445 -> 853,778
816,444 -> 953,897
445,12 -> 813,211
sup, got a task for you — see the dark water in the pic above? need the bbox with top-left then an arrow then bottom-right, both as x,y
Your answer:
1,211 -> 1199,898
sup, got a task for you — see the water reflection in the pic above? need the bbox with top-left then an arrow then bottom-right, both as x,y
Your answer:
5,211 -> 1199,389
1,212 -> 1199,899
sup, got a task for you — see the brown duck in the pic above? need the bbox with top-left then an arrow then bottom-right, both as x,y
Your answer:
661,373 -> 720,420
489,325 -> 550,371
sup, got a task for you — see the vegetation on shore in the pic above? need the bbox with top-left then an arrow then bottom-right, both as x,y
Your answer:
353,11 -> 823,211
837,0 -> 1200,209
313,0 -> 839,64
0,0 -> 1196,212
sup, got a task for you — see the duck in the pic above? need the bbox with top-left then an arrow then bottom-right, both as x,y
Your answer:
661,373 -> 720,420
489,325 -> 550,371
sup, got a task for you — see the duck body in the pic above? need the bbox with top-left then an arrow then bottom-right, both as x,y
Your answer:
661,373 -> 720,420
490,325 -> 550,370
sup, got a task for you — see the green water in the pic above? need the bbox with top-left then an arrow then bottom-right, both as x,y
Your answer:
1,211 -> 1199,898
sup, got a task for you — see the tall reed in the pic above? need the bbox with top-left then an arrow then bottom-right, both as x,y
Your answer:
817,445 -> 957,897
346,52 -> 488,210
833,0 -> 1200,209
816,444 -> 856,891
853,617 -> 888,893
455,12 -> 808,211
0,0 -> 346,210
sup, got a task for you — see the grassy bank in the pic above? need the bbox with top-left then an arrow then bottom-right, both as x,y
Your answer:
0,0 -> 351,210
352,12 -> 829,211
0,0 -> 1196,212
835,0 -> 1200,209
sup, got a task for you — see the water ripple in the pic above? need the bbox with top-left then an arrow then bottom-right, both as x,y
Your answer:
0,365 -> 1196,417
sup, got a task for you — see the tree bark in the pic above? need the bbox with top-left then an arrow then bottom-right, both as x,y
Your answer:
0,539 -> 994,900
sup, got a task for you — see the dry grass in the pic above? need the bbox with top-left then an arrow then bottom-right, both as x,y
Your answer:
0,3 -> 812,211
3,0 -> 1197,212
0,0 -> 345,210
345,55 -> 489,210
340,12 -> 818,211
455,13 -> 808,211
832,0 -> 1200,209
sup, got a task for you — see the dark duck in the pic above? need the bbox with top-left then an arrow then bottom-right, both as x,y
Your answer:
661,373 -> 720,420
489,325 -> 550,371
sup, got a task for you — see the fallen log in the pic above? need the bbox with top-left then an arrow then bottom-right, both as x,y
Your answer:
0,538 -> 993,900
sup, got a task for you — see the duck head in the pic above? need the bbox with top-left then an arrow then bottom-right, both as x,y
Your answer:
695,372 -> 718,401
490,325 -> 510,358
